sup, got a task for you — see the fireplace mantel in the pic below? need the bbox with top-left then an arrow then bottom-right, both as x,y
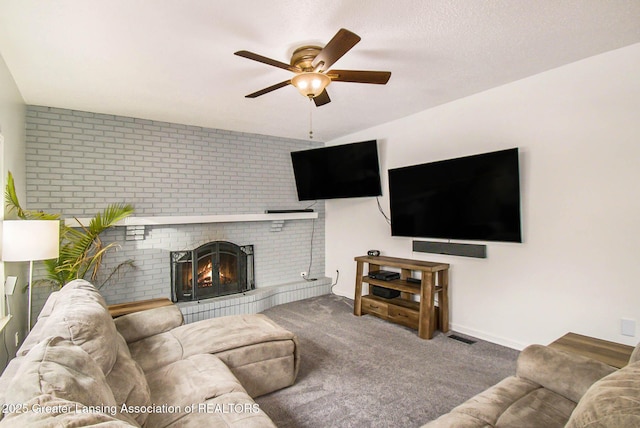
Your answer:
65,211 -> 318,228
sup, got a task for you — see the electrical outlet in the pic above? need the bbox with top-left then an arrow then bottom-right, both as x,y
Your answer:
621,319 -> 636,337
300,271 -> 307,278
14,332 -> 20,347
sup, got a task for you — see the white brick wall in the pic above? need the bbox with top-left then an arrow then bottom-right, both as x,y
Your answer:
25,106 -> 326,310
178,278 -> 333,324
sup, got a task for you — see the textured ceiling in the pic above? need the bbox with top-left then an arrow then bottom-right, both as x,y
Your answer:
1,0 -> 639,142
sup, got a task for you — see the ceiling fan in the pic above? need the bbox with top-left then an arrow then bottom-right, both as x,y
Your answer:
234,28 -> 391,107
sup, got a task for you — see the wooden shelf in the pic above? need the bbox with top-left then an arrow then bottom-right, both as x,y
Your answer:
65,211 -> 318,227
362,294 -> 420,311
355,255 -> 449,272
361,276 -> 442,294
354,255 -> 450,340
107,298 -> 173,318
549,332 -> 635,369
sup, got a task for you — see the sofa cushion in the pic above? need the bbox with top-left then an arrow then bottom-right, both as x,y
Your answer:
115,305 -> 184,343
160,391 -> 277,428
423,375 -> 575,428
106,333 -> 151,426
0,356 -> 22,413
143,353 -> 272,428
516,344 -> 616,403
566,360 -> 640,428
10,280 -> 151,425
19,279 -> 120,375
0,395 -> 135,427
628,341 -> 640,365
127,331 -> 184,372
1,336 -> 137,426
495,387 -> 576,427
216,340 -> 297,398
128,314 -> 298,374
35,289 -> 60,319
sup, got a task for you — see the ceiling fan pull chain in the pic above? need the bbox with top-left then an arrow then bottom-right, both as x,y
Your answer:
309,98 -> 313,139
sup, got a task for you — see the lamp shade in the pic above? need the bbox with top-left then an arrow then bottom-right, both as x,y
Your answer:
291,72 -> 331,98
2,220 -> 60,262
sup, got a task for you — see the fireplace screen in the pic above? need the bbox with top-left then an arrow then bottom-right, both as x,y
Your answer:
171,241 -> 254,302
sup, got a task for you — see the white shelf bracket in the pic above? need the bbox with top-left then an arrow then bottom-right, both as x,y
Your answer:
125,225 -> 146,240
270,220 -> 285,232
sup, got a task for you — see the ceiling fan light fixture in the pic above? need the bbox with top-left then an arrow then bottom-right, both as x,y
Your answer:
291,72 -> 331,98
237,28 -> 390,106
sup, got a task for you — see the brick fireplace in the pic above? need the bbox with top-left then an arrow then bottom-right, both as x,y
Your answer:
26,106 -> 332,319
171,241 -> 254,302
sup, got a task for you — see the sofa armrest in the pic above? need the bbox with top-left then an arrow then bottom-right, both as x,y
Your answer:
114,305 -> 184,343
516,344 -> 616,403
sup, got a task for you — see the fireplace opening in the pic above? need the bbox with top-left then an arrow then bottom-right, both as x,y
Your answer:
171,241 -> 254,302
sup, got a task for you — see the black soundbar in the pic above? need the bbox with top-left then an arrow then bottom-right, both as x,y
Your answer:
413,240 -> 487,258
265,209 -> 314,214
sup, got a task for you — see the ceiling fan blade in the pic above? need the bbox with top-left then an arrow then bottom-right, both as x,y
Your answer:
327,70 -> 391,84
234,50 -> 301,73
313,89 -> 331,107
312,28 -> 361,72
245,80 -> 291,98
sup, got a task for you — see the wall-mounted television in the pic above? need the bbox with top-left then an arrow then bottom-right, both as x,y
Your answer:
291,140 -> 382,201
388,148 -> 522,243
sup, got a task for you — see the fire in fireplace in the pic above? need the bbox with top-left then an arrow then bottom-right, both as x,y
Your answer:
171,241 -> 254,302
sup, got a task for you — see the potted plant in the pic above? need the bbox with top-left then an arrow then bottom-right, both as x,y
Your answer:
5,172 -> 134,289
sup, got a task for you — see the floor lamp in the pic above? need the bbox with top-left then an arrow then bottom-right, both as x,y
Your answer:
2,220 -> 60,331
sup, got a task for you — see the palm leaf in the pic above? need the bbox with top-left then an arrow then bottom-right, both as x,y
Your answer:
5,171 -> 59,220
97,259 -> 136,289
88,203 -> 134,233
4,171 -> 24,218
57,203 -> 134,284
5,171 -> 135,288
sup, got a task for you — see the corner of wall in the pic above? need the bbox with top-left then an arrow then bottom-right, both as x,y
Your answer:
0,51 -> 28,372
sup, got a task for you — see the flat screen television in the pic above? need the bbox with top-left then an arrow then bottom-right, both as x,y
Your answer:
388,148 -> 522,243
291,140 -> 382,201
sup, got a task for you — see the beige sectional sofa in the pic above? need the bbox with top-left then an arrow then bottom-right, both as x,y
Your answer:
0,279 -> 299,427
423,343 -> 640,427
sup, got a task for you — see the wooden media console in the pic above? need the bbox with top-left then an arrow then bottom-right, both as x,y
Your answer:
353,255 -> 450,339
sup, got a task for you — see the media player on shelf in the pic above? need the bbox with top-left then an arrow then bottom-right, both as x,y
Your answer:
367,249 -> 380,256
367,270 -> 400,281
371,285 -> 400,299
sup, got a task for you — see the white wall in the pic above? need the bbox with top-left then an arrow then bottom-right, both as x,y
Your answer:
0,53 -> 27,372
326,43 -> 640,349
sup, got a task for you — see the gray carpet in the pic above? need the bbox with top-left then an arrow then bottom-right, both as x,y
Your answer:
256,294 -> 519,428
